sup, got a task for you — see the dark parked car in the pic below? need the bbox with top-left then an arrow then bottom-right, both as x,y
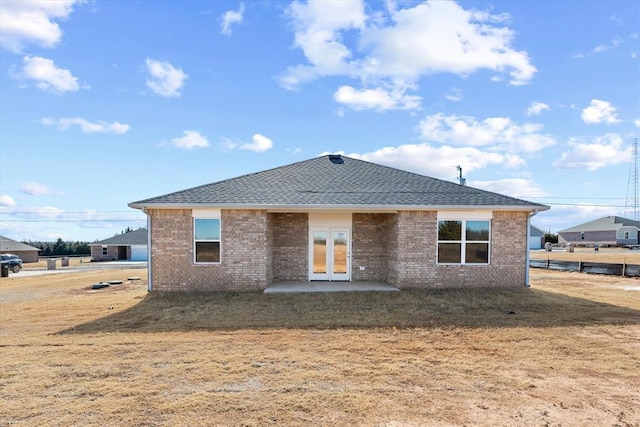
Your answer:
1,254 -> 23,273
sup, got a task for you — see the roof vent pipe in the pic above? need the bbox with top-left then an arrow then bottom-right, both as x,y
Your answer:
328,154 -> 344,164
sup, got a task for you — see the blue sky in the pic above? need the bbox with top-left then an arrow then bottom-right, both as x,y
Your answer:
0,0 -> 638,242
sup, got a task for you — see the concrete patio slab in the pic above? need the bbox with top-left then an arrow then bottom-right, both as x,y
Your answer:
264,281 -> 399,294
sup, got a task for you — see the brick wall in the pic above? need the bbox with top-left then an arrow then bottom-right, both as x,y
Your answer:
488,211 -> 529,287
90,245 -> 131,261
91,245 -> 117,261
3,250 -> 39,263
148,208 -> 270,291
391,210 -> 529,288
393,211 -> 438,287
148,208 -> 530,291
558,231 -> 616,245
352,213 -> 394,281
269,213 -> 308,281
387,214 -> 398,285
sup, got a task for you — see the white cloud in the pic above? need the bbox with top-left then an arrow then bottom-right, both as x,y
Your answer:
633,119 -> 640,127
221,2 -> 245,36
12,56 -> 79,93
224,134 -> 274,152
444,87 -> 462,102
0,0 -> 81,52
282,0 -> 536,111
0,195 -> 16,207
340,143 -> 524,180
171,130 -> 209,150
333,85 -> 421,111
145,58 -> 188,98
41,117 -> 130,134
360,2 -> 536,85
241,134 -> 273,152
10,206 -> 65,219
282,0 -> 365,89
553,133 -> 630,171
581,99 -> 621,124
593,38 -> 621,53
526,101 -> 550,116
573,33 -> 637,59
418,113 -> 555,153
471,178 -> 549,199
20,182 -> 54,196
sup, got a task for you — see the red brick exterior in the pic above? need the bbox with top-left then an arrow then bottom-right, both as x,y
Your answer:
147,208 -> 530,291
352,213 -> 395,281
90,245 -> 131,261
270,213 -> 308,281
389,211 -> 528,288
148,209 -> 271,291
558,231 -> 617,246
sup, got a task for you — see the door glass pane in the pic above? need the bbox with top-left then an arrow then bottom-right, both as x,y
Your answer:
333,231 -> 347,274
313,231 -> 327,274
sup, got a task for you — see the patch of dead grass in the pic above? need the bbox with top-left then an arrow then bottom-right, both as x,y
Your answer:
1,268 -> 639,426
530,247 -> 640,264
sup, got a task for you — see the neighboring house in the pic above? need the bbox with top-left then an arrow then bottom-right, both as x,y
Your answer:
90,228 -> 148,261
0,235 -> 41,263
558,216 -> 640,247
129,155 -> 549,292
529,225 -> 545,250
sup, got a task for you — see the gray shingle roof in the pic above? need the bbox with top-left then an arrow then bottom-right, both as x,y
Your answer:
559,216 -> 640,233
90,228 -> 148,246
0,235 -> 41,252
129,155 -> 548,211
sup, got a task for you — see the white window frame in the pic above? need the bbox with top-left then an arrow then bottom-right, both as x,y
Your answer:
436,217 -> 491,265
193,209 -> 222,264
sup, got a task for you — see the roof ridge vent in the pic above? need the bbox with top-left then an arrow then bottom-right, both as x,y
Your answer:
328,154 -> 344,164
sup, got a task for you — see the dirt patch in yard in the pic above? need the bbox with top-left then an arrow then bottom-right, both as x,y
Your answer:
1,268 -> 639,426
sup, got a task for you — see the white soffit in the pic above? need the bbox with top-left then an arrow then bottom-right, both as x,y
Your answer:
308,212 -> 352,228
192,208 -> 221,218
437,210 -> 493,220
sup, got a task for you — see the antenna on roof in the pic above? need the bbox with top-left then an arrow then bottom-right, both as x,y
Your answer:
456,165 -> 466,186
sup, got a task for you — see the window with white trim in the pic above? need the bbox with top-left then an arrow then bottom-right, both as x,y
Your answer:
102,246 -> 108,256
437,220 -> 490,264
194,218 -> 221,263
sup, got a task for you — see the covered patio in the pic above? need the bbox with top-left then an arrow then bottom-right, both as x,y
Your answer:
264,281 -> 399,294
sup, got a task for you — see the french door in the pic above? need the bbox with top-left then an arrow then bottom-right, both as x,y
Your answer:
309,228 -> 350,281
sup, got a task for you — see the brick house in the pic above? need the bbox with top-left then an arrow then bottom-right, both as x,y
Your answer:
90,228 -> 148,261
129,155 -> 549,291
558,216 -> 640,247
0,235 -> 41,263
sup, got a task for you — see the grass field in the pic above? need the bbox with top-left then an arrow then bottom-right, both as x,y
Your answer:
530,246 -> 640,264
1,263 -> 639,426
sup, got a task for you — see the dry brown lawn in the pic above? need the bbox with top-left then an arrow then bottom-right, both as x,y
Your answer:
1,265 -> 639,426
530,246 -> 640,264
22,257 -> 92,270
